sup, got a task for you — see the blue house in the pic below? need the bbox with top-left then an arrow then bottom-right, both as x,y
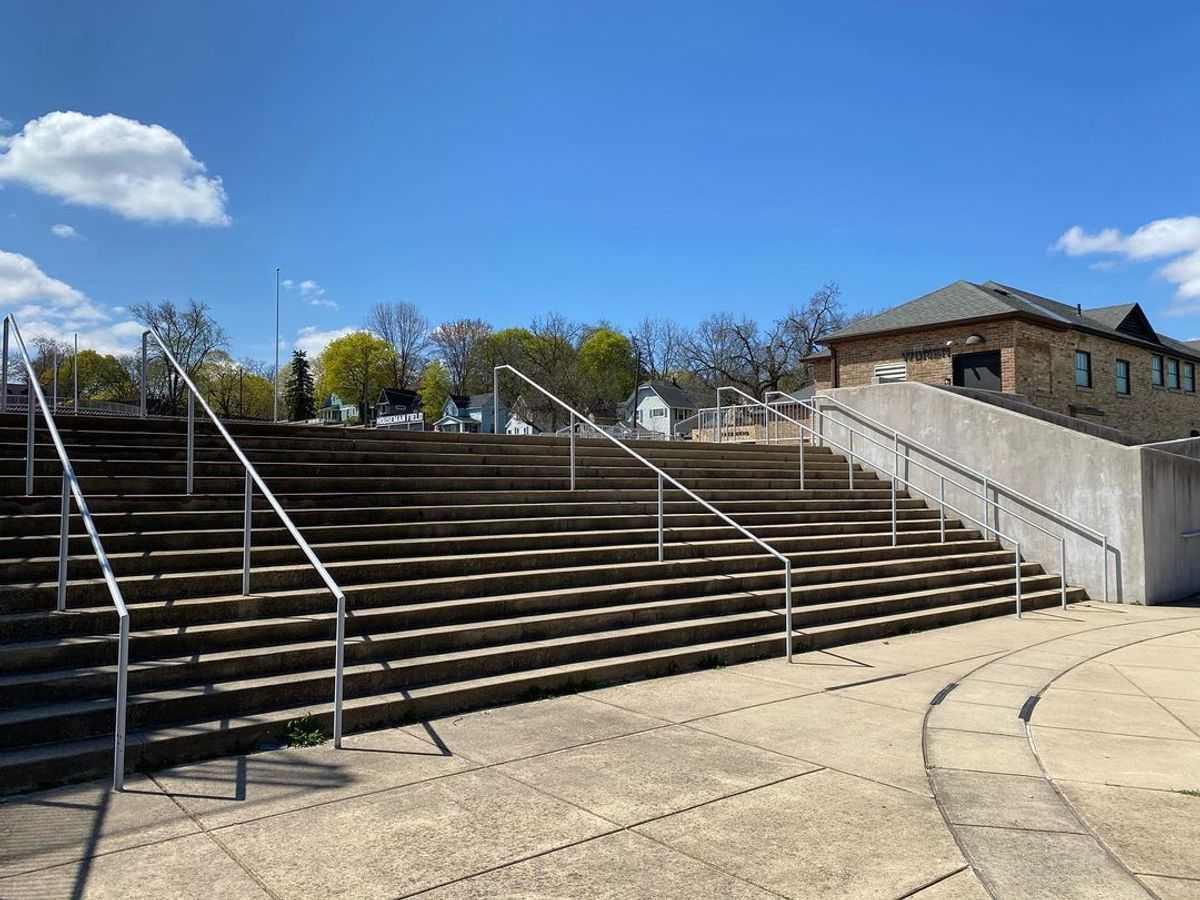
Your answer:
432,392 -> 508,433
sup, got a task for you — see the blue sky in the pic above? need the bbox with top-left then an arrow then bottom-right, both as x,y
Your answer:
2,0 -> 1199,360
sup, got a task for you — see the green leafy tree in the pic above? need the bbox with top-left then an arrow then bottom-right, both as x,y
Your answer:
74,349 -> 136,401
316,331 -> 394,424
284,349 -> 316,421
576,326 -> 635,417
417,360 -> 452,427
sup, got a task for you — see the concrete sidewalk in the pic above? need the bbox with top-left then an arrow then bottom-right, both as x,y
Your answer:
3,601 -> 1198,899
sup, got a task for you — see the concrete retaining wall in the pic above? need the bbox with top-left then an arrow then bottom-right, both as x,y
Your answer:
819,382 -> 1200,605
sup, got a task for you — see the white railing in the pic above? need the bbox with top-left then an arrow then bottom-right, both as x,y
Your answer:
494,365 -> 800,660
695,391 -> 814,446
139,329 -> 350,746
2,316 -> 132,791
716,386 -> 1063,618
811,392 -> 1109,604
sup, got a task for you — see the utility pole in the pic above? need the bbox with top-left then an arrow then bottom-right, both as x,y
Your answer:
73,333 -> 78,415
273,267 -> 281,422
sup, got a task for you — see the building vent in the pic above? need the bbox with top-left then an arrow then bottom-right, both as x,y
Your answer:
872,362 -> 907,384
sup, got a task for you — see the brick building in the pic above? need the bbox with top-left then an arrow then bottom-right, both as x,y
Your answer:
808,280 -> 1200,442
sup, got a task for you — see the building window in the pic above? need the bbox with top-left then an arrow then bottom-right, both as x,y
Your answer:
1152,354 -> 1164,386
1185,362 -> 1196,393
1168,358 -> 1180,390
1115,359 -> 1130,396
650,407 -> 666,417
1074,350 -> 1092,388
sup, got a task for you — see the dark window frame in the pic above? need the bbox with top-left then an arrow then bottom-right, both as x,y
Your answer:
1115,358 -> 1131,396
1185,362 -> 1196,393
1074,349 -> 1093,389
1168,357 -> 1180,390
1153,354 -> 1165,386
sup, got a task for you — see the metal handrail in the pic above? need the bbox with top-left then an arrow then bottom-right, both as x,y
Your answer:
2,316 -> 131,791
140,329 -> 349,746
811,392 -> 1109,602
494,365 -> 797,659
715,385 -> 1046,618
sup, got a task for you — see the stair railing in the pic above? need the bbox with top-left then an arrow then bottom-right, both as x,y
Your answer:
2,315 -> 131,791
494,365 -> 799,660
811,392 -> 1109,603
715,386 -> 1059,618
140,328 -> 349,747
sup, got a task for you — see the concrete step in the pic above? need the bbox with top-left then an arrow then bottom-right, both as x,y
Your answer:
0,540 -> 1012,615
0,554 -> 1041,653
0,525 -> 982,582
0,588 -> 1067,794
2,509 -> 952,556
0,571 -> 1072,708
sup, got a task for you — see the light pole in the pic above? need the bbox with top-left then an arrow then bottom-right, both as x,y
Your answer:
273,267 -> 280,422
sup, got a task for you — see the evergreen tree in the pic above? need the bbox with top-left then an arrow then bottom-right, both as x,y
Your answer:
284,349 -> 316,421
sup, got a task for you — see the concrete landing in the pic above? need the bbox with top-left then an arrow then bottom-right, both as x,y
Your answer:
2,602 -> 1198,899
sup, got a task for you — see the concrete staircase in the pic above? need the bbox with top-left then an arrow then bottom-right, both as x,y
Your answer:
0,414 -> 1082,792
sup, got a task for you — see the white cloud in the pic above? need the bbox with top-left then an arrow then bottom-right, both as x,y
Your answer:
283,276 -> 339,310
1054,217 -> 1200,312
50,223 -> 81,239
295,325 -> 354,356
0,111 -> 230,226
0,249 -> 140,352
0,117 -> 10,132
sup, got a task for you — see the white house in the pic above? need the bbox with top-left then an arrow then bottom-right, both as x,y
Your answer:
623,381 -> 711,438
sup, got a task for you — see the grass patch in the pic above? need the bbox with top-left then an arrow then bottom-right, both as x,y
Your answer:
284,713 -> 327,747
1176,788 -> 1200,798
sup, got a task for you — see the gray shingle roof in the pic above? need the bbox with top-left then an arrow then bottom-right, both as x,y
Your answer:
643,380 -> 709,410
824,279 -> 1200,362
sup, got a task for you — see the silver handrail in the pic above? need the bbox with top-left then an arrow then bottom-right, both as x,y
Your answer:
812,392 -> 1109,602
716,385 -> 1048,618
2,316 -> 131,791
494,365 -> 798,659
140,329 -> 349,746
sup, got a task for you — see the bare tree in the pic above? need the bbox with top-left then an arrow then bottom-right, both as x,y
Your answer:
131,299 -> 229,414
783,281 -> 847,359
632,316 -> 685,381
367,301 -> 429,389
429,318 -> 492,394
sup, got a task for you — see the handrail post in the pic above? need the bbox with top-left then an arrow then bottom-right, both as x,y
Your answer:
1014,543 -> 1022,618
982,475 -> 991,540
569,413 -> 576,490
784,559 -> 793,664
657,472 -> 664,561
186,392 -> 195,495
1,316 -> 9,413
333,591 -> 345,748
1102,535 -> 1109,602
58,474 -> 69,611
1060,537 -> 1067,608
939,474 -> 946,542
716,389 -> 722,443
891,471 -> 898,547
26,387 -> 35,495
493,369 -> 500,434
140,332 -> 148,418
847,430 -> 854,491
798,424 -> 805,490
242,470 -> 252,596
113,613 -> 129,791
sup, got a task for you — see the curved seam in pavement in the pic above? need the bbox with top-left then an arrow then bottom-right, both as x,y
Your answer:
920,607 -> 1198,899
1022,621 -> 1200,900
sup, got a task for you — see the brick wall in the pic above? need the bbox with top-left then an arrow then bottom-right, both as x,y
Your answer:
816,317 -> 1200,443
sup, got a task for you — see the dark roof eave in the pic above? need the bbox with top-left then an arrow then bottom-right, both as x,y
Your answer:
825,310 -> 1200,363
